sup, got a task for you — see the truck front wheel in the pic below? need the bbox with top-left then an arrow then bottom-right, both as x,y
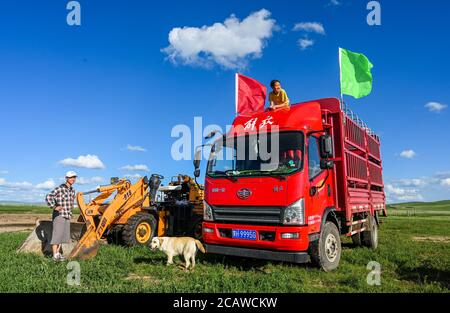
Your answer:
309,222 -> 341,271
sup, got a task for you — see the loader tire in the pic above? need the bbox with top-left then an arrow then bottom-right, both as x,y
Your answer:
122,213 -> 156,247
361,215 -> 378,249
309,222 -> 341,272
107,225 -> 124,246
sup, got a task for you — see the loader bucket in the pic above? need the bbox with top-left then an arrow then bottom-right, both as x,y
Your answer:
68,226 -> 100,260
17,220 -> 86,258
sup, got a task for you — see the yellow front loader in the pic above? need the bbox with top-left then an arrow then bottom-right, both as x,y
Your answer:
69,175 -> 156,259
18,174 -> 204,260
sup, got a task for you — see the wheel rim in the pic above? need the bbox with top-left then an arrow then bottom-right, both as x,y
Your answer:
135,222 -> 151,243
324,233 -> 339,262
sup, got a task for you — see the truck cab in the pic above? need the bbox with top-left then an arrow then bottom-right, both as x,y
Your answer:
194,98 -> 385,271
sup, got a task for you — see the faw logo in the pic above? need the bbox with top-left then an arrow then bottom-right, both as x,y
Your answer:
237,188 -> 252,200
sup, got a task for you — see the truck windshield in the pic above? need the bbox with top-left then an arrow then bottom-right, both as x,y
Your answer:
207,131 -> 304,178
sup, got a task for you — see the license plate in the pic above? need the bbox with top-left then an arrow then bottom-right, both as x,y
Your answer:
232,229 -> 257,240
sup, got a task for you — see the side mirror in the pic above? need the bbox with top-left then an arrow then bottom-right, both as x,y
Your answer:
194,168 -> 201,178
320,159 -> 334,170
193,148 -> 202,169
319,134 -> 333,159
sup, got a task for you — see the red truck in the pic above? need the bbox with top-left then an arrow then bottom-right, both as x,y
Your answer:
193,98 -> 386,271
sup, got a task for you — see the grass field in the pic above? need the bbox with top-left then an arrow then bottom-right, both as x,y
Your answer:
0,202 -> 449,293
387,200 -> 450,216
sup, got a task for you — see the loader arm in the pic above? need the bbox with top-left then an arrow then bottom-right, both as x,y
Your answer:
70,177 -> 150,260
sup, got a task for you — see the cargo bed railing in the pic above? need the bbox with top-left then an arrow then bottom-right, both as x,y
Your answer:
342,103 -> 379,140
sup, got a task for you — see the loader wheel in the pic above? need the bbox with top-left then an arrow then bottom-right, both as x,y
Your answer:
361,215 -> 378,249
309,222 -> 341,272
122,213 -> 156,247
107,225 -> 124,245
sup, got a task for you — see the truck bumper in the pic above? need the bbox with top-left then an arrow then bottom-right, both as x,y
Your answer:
205,244 -> 310,263
202,222 -> 311,252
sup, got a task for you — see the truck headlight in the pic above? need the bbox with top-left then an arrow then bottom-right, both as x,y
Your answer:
282,199 -> 305,225
203,201 -> 214,221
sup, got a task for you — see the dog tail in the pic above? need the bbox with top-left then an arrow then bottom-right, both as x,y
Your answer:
195,240 -> 206,253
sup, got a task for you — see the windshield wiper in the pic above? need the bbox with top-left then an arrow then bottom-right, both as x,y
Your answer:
259,171 -> 288,181
209,171 -> 238,181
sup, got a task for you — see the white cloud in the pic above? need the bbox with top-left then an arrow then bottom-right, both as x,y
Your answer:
441,178 -> 450,187
7,181 -> 33,189
386,171 -> 450,203
386,184 -> 424,202
35,179 -> 56,190
292,22 -> 325,35
425,102 -> 447,113
59,154 -> 105,169
120,165 -> 149,172
126,144 -> 147,152
77,176 -> 104,185
162,9 -> 276,69
124,174 -> 143,180
0,170 -> 8,175
400,150 -> 416,159
298,37 -> 314,50
0,178 -> 33,190
397,178 -> 426,187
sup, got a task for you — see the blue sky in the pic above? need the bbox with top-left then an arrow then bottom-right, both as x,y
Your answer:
0,0 -> 449,203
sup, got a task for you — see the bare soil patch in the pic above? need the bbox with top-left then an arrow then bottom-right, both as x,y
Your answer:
412,236 -> 450,243
0,214 -> 78,233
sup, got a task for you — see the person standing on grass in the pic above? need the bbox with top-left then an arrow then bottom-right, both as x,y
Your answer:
269,79 -> 290,110
45,171 -> 77,261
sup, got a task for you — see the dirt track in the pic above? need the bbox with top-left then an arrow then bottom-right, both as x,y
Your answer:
0,214 -> 79,233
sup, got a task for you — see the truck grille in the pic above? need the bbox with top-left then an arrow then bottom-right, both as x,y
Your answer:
212,206 -> 282,224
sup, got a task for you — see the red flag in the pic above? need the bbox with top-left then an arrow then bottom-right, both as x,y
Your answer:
235,73 -> 267,116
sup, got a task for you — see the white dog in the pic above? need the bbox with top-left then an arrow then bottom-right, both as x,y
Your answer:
150,236 -> 206,270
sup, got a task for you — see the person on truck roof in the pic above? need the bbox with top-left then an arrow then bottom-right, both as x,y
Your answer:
269,80 -> 290,110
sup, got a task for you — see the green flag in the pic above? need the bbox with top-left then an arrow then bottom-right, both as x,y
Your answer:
339,48 -> 374,99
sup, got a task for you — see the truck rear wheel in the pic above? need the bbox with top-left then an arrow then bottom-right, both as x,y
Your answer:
309,222 -> 341,272
122,213 -> 157,247
351,232 -> 362,246
361,215 -> 378,249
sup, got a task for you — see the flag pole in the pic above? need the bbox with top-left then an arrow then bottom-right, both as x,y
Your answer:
235,73 -> 238,116
338,47 -> 344,111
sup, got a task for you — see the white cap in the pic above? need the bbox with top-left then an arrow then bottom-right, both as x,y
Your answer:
65,171 -> 78,178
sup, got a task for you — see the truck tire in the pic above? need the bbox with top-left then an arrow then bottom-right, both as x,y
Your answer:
122,213 -> 157,247
351,232 -> 362,247
361,215 -> 378,249
309,222 -> 341,271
